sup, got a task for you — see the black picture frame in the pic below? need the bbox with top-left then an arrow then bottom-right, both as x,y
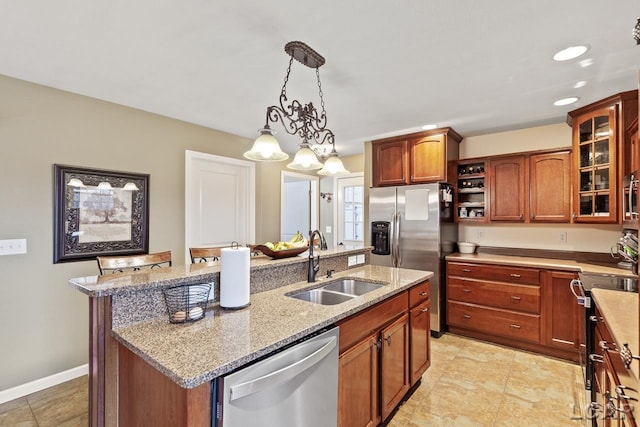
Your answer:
53,164 -> 150,263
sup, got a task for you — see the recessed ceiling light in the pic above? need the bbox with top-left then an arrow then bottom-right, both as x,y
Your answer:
579,58 -> 594,68
574,81 -> 587,89
421,124 -> 437,130
553,45 -> 590,61
554,97 -> 580,106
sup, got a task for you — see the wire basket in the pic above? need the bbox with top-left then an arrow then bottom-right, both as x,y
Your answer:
162,283 -> 212,323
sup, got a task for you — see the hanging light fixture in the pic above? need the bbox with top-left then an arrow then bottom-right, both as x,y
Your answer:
634,17 -> 640,45
245,41 -> 349,175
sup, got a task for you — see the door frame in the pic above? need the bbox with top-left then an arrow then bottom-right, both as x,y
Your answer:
333,172 -> 365,247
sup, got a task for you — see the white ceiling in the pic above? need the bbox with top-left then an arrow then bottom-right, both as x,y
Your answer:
1,1 -> 639,157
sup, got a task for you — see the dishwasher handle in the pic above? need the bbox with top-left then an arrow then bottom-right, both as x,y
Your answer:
229,334 -> 337,401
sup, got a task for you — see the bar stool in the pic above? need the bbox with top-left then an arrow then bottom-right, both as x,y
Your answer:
189,247 -> 223,263
96,251 -> 172,275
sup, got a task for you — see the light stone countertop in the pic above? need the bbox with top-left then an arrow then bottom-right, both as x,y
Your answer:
591,288 -> 640,380
446,253 -> 637,277
111,264 -> 433,389
68,246 -> 370,297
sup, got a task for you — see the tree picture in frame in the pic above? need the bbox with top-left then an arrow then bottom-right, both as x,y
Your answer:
53,164 -> 150,263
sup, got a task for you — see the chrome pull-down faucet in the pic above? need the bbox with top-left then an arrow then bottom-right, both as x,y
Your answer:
308,230 -> 325,282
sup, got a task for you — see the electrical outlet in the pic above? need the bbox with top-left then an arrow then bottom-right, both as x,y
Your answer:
356,254 -> 365,264
348,256 -> 357,266
325,226 -> 332,234
559,232 -> 567,244
477,229 -> 484,240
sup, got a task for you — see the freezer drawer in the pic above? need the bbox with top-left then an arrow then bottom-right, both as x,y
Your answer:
214,327 -> 339,427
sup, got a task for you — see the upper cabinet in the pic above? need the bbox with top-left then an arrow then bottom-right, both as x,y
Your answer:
372,128 -> 462,187
567,90 -> 638,223
485,150 -> 571,223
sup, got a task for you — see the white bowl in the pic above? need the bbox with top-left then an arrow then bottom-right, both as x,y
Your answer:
458,242 -> 477,254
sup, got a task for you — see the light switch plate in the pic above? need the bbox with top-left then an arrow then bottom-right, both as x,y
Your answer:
0,239 -> 27,255
356,254 -> 365,264
325,226 -> 332,234
348,256 -> 357,266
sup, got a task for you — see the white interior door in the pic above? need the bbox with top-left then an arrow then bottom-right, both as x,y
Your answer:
185,150 -> 255,261
335,174 -> 364,246
281,172 -> 318,242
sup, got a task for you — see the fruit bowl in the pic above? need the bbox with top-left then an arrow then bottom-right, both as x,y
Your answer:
253,244 -> 309,259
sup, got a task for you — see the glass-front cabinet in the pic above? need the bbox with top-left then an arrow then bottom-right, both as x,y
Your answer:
567,91 -> 638,224
574,107 -> 617,222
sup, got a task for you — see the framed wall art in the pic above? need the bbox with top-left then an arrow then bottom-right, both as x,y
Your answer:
53,164 -> 150,263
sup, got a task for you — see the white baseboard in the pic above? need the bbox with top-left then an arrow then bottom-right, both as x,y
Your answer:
0,364 -> 88,405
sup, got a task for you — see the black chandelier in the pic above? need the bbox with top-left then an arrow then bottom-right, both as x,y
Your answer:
244,41 -> 349,175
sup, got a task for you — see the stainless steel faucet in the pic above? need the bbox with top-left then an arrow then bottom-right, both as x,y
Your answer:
308,229 -> 325,282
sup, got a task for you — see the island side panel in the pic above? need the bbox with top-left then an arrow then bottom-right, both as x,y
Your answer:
89,295 -> 118,427
118,344 -> 211,426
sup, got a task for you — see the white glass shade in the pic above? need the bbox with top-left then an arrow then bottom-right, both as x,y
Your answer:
97,182 -> 113,190
318,155 -> 350,176
287,146 -> 323,170
67,178 -> 85,187
244,129 -> 289,161
123,182 -> 139,191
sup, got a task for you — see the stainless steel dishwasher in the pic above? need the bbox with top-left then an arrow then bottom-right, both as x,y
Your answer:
213,327 -> 339,427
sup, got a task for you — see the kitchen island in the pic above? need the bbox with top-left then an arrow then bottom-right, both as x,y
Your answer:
69,246 -> 433,426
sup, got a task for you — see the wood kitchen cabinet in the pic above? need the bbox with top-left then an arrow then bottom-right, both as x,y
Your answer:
372,128 -> 462,187
446,260 -> 580,362
455,160 -> 488,222
409,281 -> 430,385
592,306 -> 639,427
542,270 -> 581,352
337,282 -> 429,426
379,314 -> 410,421
489,156 -> 528,221
567,90 -> 638,223
487,150 -> 571,223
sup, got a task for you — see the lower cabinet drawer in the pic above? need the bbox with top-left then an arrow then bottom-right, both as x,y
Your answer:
447,301 -> 541,344
447,277 -> 540,314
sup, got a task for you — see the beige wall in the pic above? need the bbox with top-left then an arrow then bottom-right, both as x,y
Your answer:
458,123 -> 622,252
0,74 -> 287,390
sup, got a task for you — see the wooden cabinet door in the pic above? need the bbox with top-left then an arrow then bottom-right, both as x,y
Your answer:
338,334 -> 379,427
529,151 -> 571,222
409,299 -> 430,385
372,140 -> 409,187
571,106 -> 618,223
629,119 -> 639,174
543,271 -> 580,352
489,156 -> 527,221
379,314 -> 410,421
410,134 -> 445,183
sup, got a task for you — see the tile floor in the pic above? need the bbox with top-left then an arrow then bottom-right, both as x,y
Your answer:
0,334 -> 585,426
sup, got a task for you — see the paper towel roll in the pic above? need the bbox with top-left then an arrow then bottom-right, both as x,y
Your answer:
220,246 -> 250,309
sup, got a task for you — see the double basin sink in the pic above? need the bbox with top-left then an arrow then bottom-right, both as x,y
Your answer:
287,279 -> 385,305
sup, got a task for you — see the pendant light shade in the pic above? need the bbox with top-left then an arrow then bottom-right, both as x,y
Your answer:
287,144 -> 323,170
317,151 -> 350,176
244,128 -> 289,161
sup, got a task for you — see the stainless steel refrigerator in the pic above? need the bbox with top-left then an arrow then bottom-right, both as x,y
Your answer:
369,183 -> 457,337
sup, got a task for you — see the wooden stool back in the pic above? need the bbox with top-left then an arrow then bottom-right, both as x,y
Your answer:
97,251 -> 172,275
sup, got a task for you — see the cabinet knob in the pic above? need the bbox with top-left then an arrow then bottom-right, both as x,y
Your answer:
385,335 -> 392,346
531,214 -> 535,220
510,274 -> 521,279
589,354 -> 604,363
420,291 -> 428,296
572,212 -> 578,219
421,308 -> 429,313
519,213 -> 523,219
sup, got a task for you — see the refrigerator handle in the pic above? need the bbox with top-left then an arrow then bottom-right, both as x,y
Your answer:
390,212 -> 397,266
395,212 -> 402,267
